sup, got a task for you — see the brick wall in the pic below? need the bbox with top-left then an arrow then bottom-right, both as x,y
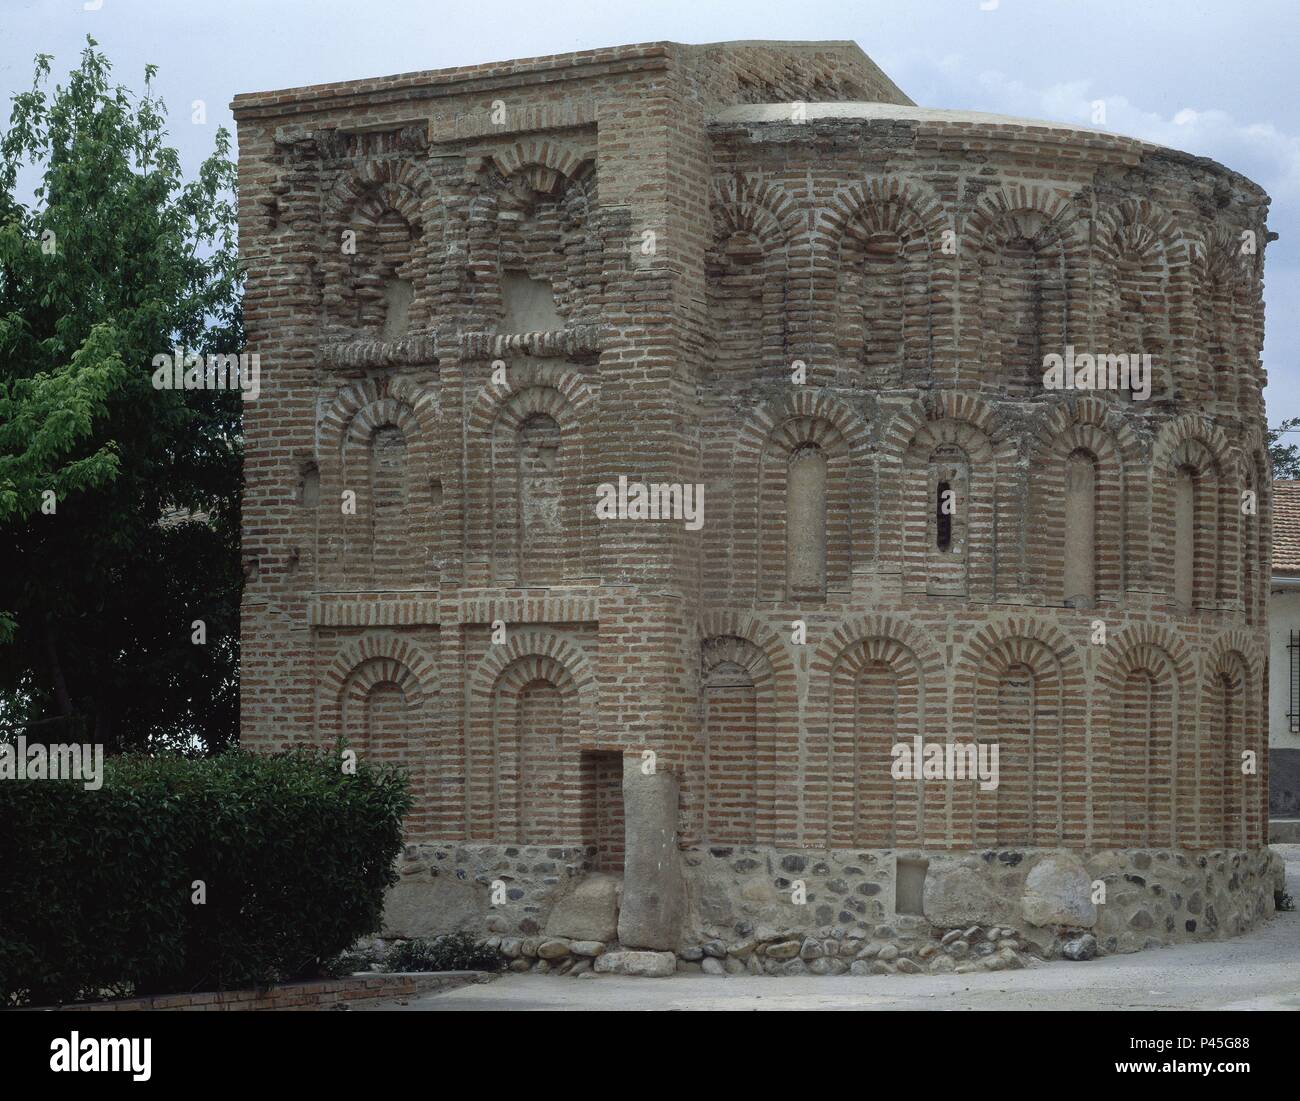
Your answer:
234,40 -> 1271,874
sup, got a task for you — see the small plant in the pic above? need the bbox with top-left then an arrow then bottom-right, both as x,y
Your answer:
385,933 -> 505,973
319,951 -> 376,978
1276,890 -> 1295,912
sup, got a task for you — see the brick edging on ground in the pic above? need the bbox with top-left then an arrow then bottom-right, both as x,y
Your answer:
29,971 -> 494,1012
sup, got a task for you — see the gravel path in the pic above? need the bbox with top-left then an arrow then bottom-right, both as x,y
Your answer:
357,845 -> 1300,1012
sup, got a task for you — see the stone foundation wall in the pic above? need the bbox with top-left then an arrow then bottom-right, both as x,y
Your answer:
681,844 -> 1282,959
381,841 -> 1283,973
382,842 -> 599,940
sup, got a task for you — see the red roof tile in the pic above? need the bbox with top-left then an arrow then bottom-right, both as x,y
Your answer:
1274,480 -> 1300,572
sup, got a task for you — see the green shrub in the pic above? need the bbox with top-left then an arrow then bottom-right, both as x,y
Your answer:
0,748 -> 410,1005
1276,890 -> 1295,913
385,933 -> 506,973
319,950 -> 378,978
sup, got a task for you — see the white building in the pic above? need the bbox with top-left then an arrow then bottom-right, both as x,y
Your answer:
1269,480 -> 1300,838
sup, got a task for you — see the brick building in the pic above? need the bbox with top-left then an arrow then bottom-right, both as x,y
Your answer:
234,41 -> 1280,969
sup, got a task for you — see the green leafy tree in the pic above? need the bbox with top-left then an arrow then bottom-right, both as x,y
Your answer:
1268,417 -> 1300,480
0,39 -> 243,751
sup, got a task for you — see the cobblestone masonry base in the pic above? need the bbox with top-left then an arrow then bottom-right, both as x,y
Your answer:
382,842 -> 1282,971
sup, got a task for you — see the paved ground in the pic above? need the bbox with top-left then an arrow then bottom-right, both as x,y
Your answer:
357,845 -> 1300,1012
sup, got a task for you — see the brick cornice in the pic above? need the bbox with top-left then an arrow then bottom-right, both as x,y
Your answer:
231,46 -> 675,121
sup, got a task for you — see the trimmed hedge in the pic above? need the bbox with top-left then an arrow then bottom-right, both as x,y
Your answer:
0,748 -> 410,1006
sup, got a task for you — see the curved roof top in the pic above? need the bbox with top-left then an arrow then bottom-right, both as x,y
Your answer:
713,101 -> 1119,137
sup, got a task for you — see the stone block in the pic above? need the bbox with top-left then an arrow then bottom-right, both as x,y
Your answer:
382,874 -> 482,939
593,950 -> 677,978
1021,854 -> 1097,928
617,761 -> 684,950
544,873 -> 621,943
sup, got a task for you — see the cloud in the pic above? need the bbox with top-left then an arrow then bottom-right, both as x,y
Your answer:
969,67 -> 1300,204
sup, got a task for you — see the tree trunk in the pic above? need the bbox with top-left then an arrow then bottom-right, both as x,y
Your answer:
43,620 -> 75,719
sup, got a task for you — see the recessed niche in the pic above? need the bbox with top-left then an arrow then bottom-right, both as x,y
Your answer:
298,462 -> 320,508
382,277 -> 414,341
895,858 -> 928,916
500,270 -> 563,333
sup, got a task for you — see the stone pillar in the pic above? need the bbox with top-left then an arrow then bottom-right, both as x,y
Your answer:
617,756 -> 683,950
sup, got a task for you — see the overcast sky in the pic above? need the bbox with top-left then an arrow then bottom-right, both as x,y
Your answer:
3,0 -> 1296,422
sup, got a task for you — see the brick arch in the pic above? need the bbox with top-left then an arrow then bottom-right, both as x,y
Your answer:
711,173 -> 803,244
824,175 -> 955,387
702,633 -> 775,684
316,639 -> 437,833
880,390 -> 1002,460
806,615 -> 946,848
951,616 -> 1087,848
953,615 -> 1085,685
1191,225 -> 1263,410
475,146 -> 600,332
880,392 -> 1008,600
467,362 -> 594,433
1200,630 -> 1261,851
488,382 -> 582,433
317,379 -> 439,589
466,366 -> 597,585
488,142 -> 595,188
1095,623 -> 1196,696
693,633 -> 777,847
342,655 -> 419,703
466,632 -> 598,843
1202,629 -> 1262,685
1152,413 -> 1231,472
1094,197 -> 1185,260
824,174 -> 951,245
322,634 -> 436,711
318,638 -> 434,759
1095,624 -> 1196,849
1029,394 -> 1143,461
320,160 -> 446,336
470,630 -> 596,709
960,184 -> 1087,397
1025,398 -> 1139,606
707,174 -> 801,383
961,182 -> 1081,247
495,159 -> 596,223
693,611 -> 798,840
1094,197 -> 1192,403
1153,415 -> 1234,611
737,388 -> 870,458
735,391 -> 869,600
811,613 -> 946,681
697,610 -> 796,677
491,652 -> 580,847
322,158 -> 439,227
320,377 -> 440,453
341,397 -> 417,448
334,659 -> 411,755
1194,225 -> 1263,288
